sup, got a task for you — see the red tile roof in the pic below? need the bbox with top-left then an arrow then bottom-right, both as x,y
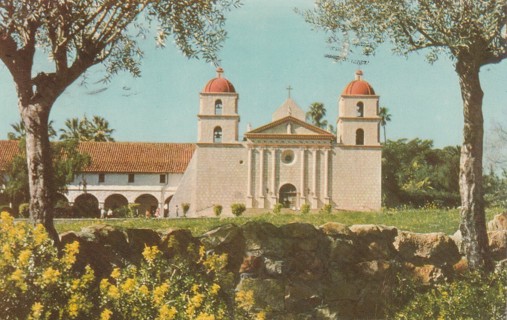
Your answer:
0,141 -> 196,174
0,140 -> 19,171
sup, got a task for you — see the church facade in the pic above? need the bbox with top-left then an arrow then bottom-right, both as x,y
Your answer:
0,69 -> 382,217
169,68 -> 382,216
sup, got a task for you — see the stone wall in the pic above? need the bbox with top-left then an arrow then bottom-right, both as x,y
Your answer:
61,219 -> 507,319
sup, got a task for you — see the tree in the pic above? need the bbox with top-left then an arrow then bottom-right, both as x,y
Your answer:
89,115 -> 115,142
379,107 -> 392,143
382,139 -> 461,208
3,139 -> 90,215
59,115 -> 115,142
306,102 -> 328,128
0,0 -> 240,243
302,0 -> 507,271
59,118 -> 88,142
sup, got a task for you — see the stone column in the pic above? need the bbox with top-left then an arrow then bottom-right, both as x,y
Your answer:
299,148 -> 306,207
246,146 -> 254,208
271,148 -> 278,206
325,148 -> 330,203
258,148 -> 265,207
312,148 -> 319,209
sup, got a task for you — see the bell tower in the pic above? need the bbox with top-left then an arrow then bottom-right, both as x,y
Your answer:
198,68 -> 240,144
337,70 -> 380,146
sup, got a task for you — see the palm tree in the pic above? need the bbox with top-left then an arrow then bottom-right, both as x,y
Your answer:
89,116 -> 115,142
379,107 -> 392,143
306,102 -> 328,129
59,117 -> 89,141
7,121 -> 25,140
8,120 -> 56,140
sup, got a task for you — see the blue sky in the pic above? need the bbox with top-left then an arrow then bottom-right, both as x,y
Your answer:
0,0 -> 506,148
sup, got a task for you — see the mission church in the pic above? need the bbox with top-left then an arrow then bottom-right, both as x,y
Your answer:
0,68 -> 382,217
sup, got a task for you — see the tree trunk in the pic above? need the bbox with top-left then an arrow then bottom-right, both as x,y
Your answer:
456,60 -> 493,271
20,103 -> 60,246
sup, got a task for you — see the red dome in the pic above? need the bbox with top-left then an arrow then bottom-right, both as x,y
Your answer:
342,70 -> 375,95
203,67 -> 236,93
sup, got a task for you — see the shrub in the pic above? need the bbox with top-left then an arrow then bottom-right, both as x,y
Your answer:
300,203 -> 310,214
99,244 -> 235,319
115,203 -> 141,218
272,203 -> 283,214
393,270 -> 507,320
54,199 -> 72,218
0,210 -> 243,319
18,202 -> 29,218
213,204 -> 223,217
231,203 -> 246,217
319,204 -> 332,214
181,203 -> 190,217
0,211 -> 96,319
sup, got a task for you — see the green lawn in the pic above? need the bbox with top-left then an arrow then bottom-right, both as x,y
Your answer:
54,207 -> 503,236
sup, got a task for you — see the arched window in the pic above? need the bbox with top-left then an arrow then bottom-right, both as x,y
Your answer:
356,129 -> 364,145
213,127 -> 222,143
215,99 -> 223,115
356,101 -> 364,117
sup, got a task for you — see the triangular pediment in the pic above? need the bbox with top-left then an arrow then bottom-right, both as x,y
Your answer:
245,116 -> 335,140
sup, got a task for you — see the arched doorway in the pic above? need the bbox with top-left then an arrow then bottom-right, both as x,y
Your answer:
73,193 -> 99,218
279,184 -> 297,209
135,194 -> 159,218
105,194 -> 129,217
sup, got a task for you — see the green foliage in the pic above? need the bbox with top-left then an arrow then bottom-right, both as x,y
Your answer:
231,203 -> 246,217
319,204 -> 333,214
0,210 -> 241,319
99,244 -> 235,319
301,1 -> 507,66
300,203 -> 310,214
3,139 -> 90,212
306,102 -> 328,129
7,120 -> 57,141
18,203 -> 29,218
112,204 -> 141,218
181,203 -> 190,217
272,203 -> 283,214
59,115 -> 115,142
484,169 -> 507,208
54,198 -> 72,218
382,139 -> 461,208
394,271 -> 507,319
213,204 -> 223,217
379,107 -> 392,143
0,211 -> 97,319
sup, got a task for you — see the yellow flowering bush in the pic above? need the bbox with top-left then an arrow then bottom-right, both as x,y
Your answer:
98,244 -> 236,319
0,211 -> 259,319
0,211 -> 95,319
393,270 -> 507,319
